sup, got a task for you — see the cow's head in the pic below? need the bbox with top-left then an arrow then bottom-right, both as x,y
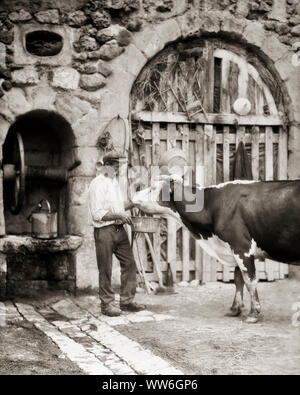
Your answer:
132,173 -> 204,221
158,174 -> 204,215
131,175 -> 181,222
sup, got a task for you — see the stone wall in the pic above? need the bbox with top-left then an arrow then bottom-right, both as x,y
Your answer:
6,252 -> 76,298
0,0 -> 299,292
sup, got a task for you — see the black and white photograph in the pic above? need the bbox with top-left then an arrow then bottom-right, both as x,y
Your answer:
0,0 -> 300,379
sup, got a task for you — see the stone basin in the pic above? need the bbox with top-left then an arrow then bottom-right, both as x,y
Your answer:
0,235 -> 83,255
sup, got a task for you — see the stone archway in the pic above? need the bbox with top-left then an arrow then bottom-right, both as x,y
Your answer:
105,11 -> 298,176
128,33 -> 289,284
2,109 -> 76,236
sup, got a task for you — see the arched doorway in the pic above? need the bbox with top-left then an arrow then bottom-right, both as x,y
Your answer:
2,109 -> 76,236
130,37 -> 288,284
0,109 -> 83,298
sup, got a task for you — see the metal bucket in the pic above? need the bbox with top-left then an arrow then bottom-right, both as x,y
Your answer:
27,199 -> 58,239
131,216 -> 161,233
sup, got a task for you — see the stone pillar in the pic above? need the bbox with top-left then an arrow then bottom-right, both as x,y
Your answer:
269,0 -> 287,22
74,236 -> 99,292
0,253 -> 7,300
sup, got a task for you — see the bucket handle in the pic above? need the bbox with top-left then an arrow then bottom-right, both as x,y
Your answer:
38,199 -> 51,214
27,199 -> 51,222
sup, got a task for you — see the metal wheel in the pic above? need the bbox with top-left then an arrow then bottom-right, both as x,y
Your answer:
7,131 -> 26,215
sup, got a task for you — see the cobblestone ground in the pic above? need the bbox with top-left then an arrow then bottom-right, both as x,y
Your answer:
1,279 -> 299,375
0,295 -> 182,375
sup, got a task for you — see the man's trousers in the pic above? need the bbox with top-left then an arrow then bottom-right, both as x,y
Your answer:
94,225 -> 137,306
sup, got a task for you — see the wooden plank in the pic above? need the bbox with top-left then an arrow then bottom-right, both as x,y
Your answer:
223,126 -> 230,183
273,260 -> 280,280
236,126 -> 246,146
279,262 -> 286,279
151,123 -> 161,165
251,126 -> 260,181
133,111 -> 283,126
167,123 -> 178,281
221,58 -> 231,113
144,130 -> 280,145
265,259 -> 275,282
202,124 -> 214,283
265,126 -> 274,181
181,124 -> 190,162
152,122 -> 162,283
167,123 -> 177,150
264,126 -> 275,280
222,127 -> 231,282
204,124 -> 214,186
182,124 -> 190,282
210,126 -> 218,282
204,41 -> 215,113
195,125 -> 204,281
255,85 -> 265,115
211,126 -> 217,189
278,126 -> 288,180
256,260 -> 265,281
182,230 -> 190,282
238,64 -> 249,99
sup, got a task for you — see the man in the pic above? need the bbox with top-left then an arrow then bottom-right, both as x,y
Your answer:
88,151 -> 145,317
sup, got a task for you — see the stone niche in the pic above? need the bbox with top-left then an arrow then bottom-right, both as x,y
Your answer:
3,109 -> 76,236
1,110 -> 82,297
14,24 -> 74,66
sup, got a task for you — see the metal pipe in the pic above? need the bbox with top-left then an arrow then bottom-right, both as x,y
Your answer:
25,166 -> 68,182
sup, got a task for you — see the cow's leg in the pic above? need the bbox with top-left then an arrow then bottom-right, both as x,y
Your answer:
238,256 -> 261,323
226,266 -> 244,317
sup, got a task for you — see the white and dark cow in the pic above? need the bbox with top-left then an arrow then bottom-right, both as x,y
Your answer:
134,177 -> 300,323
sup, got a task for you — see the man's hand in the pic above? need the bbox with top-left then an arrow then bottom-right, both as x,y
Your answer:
117,214 -> 133,225
102,212 -> 133,225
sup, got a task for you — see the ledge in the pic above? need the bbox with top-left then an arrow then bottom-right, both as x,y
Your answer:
0,235 -> 83,254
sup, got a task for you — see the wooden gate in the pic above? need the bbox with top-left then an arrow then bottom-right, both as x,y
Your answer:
130,38 -> 289,283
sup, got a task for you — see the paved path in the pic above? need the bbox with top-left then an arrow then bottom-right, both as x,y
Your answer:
1,296 -> 183,375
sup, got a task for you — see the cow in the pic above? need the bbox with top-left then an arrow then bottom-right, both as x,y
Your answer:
133,176 -> 300,323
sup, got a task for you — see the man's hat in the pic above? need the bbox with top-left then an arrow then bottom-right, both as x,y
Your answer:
102,151 -> 127,165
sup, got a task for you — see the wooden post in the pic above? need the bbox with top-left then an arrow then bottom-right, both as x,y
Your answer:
182,124 -> 190,282
152,122 -> 162,282
167,123 -> 178,282
195,125 -> 204,281
202,124 -> 214,283
222,126 -> 232,282
203,42 -> 215,113
278,126 -> 289,278
265,126 -> 273,181
210,126 -> 218,282
265,126 -> 279,281
221,58 -> 231,113
251,126 -> 260,181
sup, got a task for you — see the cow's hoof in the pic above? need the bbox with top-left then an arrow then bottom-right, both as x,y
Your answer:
245,316 -> 259,324
225,309 -> 241,317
